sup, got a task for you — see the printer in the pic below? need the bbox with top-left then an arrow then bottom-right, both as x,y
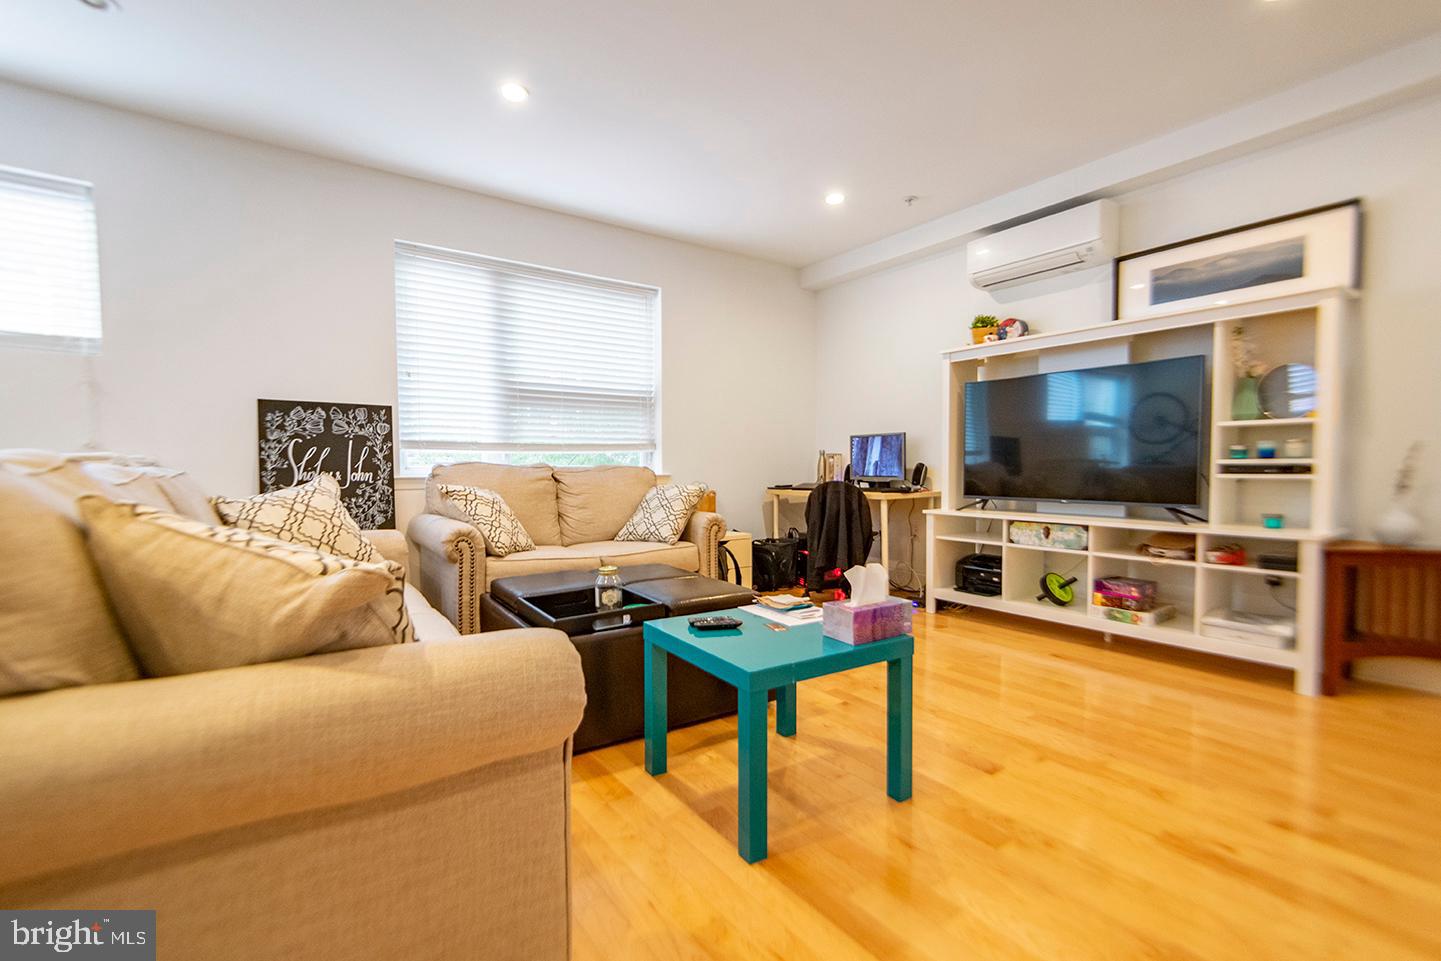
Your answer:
956,553 -> 1002,597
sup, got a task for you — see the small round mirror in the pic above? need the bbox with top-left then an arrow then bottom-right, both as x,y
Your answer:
1258,363 -> 1317,419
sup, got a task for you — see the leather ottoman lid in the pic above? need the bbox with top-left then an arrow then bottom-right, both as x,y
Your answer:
626,575 -> 756,616
618,564 -> 697,586
491,564 -> 692,614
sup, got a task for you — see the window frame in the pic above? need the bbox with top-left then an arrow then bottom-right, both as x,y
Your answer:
0,164 -> 103,355
392,241 -> 662,477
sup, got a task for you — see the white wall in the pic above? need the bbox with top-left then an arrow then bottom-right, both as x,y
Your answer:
816,91 -> 1441,691
0,80 -> 815,536
818,91 -> 1441,543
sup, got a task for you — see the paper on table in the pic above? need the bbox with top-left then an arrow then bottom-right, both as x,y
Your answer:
843,563 -> 890,606
757,593 -> 813,611
741,603 -> 824,627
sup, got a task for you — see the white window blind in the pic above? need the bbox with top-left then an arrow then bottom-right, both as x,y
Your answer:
0,166 -> 102,354
394,242 -> 659,471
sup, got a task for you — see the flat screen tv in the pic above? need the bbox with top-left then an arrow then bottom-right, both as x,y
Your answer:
962,355 -> 1207,508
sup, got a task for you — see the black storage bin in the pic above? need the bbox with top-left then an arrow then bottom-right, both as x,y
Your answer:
482,566 -> 755,752
753,534 -> 802,591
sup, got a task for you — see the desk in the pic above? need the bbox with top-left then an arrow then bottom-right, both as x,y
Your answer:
765,487 -> 940,578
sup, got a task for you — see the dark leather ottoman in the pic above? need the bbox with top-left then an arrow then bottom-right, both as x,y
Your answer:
482,565 -> 756,752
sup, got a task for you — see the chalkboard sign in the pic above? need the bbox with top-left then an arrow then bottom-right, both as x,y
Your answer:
257,399 -> 396,529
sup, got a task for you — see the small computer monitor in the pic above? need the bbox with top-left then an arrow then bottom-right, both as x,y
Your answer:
850,432 -> 906,482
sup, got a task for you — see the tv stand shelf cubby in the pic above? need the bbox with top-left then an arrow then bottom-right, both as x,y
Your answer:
929,510 -> 1313,671
926,288 -> 1354,695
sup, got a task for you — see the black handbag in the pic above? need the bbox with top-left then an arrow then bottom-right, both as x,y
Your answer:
717,543 -> 744,585
753,529 -> 802,591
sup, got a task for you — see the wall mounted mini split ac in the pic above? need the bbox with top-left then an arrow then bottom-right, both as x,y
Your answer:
966,200 -> 1118,291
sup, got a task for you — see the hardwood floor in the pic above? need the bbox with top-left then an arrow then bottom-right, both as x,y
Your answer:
570,607 -> 1441,961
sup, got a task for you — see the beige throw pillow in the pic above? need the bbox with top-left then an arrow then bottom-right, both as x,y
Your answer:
0,472 -> 139,696
213,473 -> 380,563
553,466 -> 657,545
0,449 -> 220,523
80,497 -> 413,677
615,483 -> 707,545
427,462 -> 562,546
437,484 -> 536,557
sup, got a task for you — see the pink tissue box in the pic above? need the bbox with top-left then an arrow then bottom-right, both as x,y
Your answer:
822,597 -> 913,645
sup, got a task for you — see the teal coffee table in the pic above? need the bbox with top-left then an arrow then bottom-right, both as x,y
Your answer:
643,609 -> 913,863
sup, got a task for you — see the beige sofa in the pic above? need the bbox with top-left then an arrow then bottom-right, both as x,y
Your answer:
408,463 -> 725,634
0,451 -> 587,961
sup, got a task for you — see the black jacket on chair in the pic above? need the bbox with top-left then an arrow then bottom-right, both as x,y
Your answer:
804,481 -> 875,591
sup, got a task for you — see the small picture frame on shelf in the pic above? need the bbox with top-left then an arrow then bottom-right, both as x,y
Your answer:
1113,199 -> 1361,321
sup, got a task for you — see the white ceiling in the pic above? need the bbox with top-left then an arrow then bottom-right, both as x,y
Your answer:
3,1 -> 1440,267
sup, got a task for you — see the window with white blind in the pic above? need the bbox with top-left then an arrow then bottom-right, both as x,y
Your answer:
0,166 -> 102,354
394,241 -> 660,474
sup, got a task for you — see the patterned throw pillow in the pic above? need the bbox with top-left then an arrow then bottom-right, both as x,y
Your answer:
213,474 -> 380,563
437,484 -> 536,557
615,483 -> 707,545
79,497 -> 413,677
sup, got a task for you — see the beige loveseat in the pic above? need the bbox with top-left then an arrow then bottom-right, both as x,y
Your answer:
0,451 -> 586,961
408,463 -> 725,634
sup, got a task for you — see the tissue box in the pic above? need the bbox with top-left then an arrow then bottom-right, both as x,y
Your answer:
1092,604 -> 1176,627
822,597 -> 913,645
1092,590 -> 1157,613
1009,521 -> 1089,550
1092,576 -> 1158,608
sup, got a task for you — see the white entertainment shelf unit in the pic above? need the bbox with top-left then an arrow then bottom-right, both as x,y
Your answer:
925,288 -> 1354,695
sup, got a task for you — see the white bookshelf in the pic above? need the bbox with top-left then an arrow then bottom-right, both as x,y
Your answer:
926,288 -> 1354,695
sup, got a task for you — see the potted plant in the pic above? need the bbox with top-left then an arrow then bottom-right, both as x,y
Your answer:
971,314 -> 1000,344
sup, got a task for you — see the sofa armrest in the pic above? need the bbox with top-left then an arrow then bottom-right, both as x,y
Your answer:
681,510 -> 726,578
407,513 -> 487,633
0,628 -> 584,887
364,528 -> 410,570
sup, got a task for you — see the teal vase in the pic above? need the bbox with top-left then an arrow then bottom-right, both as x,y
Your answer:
1231,376 -> 1262,420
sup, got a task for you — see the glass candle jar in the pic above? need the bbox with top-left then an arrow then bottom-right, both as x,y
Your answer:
595,565 -> 623,612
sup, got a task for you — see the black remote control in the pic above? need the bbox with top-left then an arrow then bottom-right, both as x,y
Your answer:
688,615 -> 743,631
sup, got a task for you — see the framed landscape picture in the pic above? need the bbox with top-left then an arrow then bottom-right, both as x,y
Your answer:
257,399 -> 396,529
1113,199 -> 1361,321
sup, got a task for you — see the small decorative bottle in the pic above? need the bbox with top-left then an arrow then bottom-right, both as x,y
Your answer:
595,565 -> 623,612
1231,376 -> 1262,421
1229,324 -> 1264,420
1375,443 -> 1423,546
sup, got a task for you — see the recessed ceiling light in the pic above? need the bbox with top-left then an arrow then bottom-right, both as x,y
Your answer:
974,247 -> 990,256
500,82 -> 530,104
824,191 -> 846,206
1129,283 -> 1146,290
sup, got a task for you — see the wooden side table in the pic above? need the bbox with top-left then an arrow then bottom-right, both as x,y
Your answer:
1323,540 -> 1441,694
